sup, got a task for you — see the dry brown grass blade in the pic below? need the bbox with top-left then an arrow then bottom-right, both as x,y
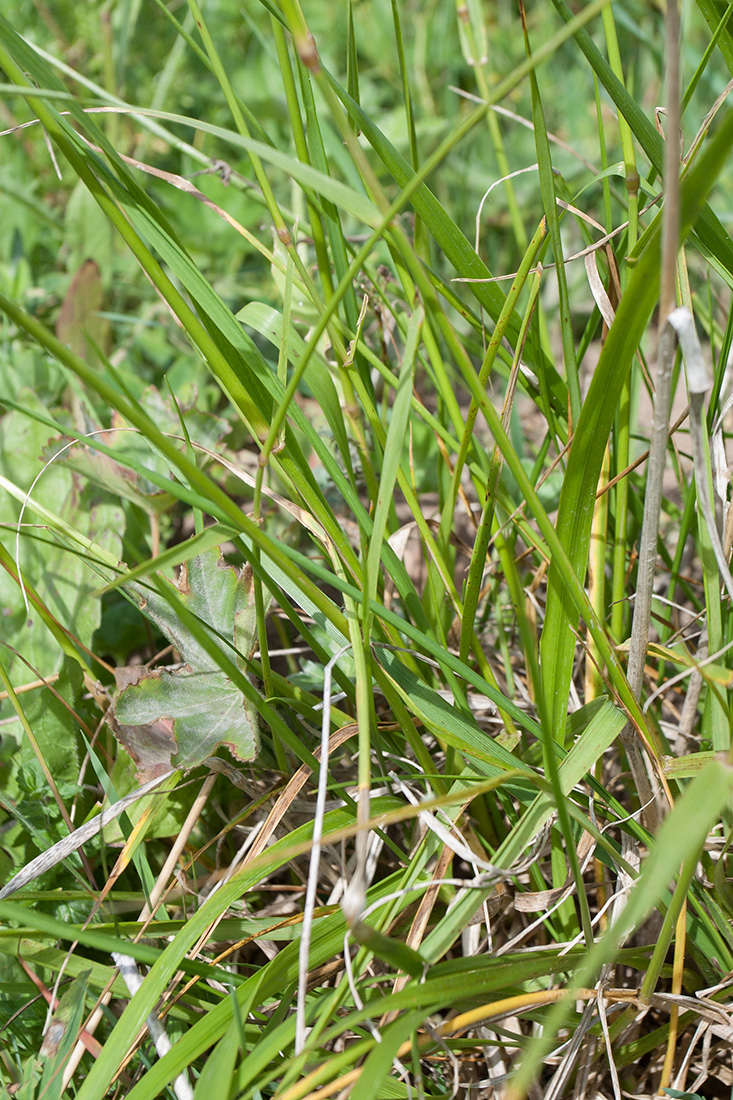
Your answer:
381,839 -> 457,1025
184,724 -> 361,964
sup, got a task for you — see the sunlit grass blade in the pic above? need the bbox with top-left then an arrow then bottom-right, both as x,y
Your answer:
540,108 -> 733,746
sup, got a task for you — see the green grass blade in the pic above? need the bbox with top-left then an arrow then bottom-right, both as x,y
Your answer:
541,108 -> 733,745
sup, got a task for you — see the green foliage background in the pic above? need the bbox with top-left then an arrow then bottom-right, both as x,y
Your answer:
1,1 -> 733,1097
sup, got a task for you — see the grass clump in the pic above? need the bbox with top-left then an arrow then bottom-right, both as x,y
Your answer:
1,1 -> 733,1097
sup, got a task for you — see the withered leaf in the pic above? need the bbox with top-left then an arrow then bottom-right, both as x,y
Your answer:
55,259 -> 109,363
110,547 -> 262,779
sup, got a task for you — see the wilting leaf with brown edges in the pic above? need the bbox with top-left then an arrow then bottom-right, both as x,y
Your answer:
109,548 -> 263,779
55,259 -> 109,362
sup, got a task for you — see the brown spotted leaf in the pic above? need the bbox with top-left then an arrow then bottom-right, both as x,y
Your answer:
55,259 -> 109,362
110,547 -> 263,778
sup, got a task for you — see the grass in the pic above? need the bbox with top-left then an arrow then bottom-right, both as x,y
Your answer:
1,0 -> 733,1097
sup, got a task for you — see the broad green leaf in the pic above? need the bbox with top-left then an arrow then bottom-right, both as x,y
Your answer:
55,259 -> 109,364
111,548 -> 262,773
19,656 -> 83,793
0,390 -> 123,690
101,750 -> 201,843
63,174 -> 113,285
